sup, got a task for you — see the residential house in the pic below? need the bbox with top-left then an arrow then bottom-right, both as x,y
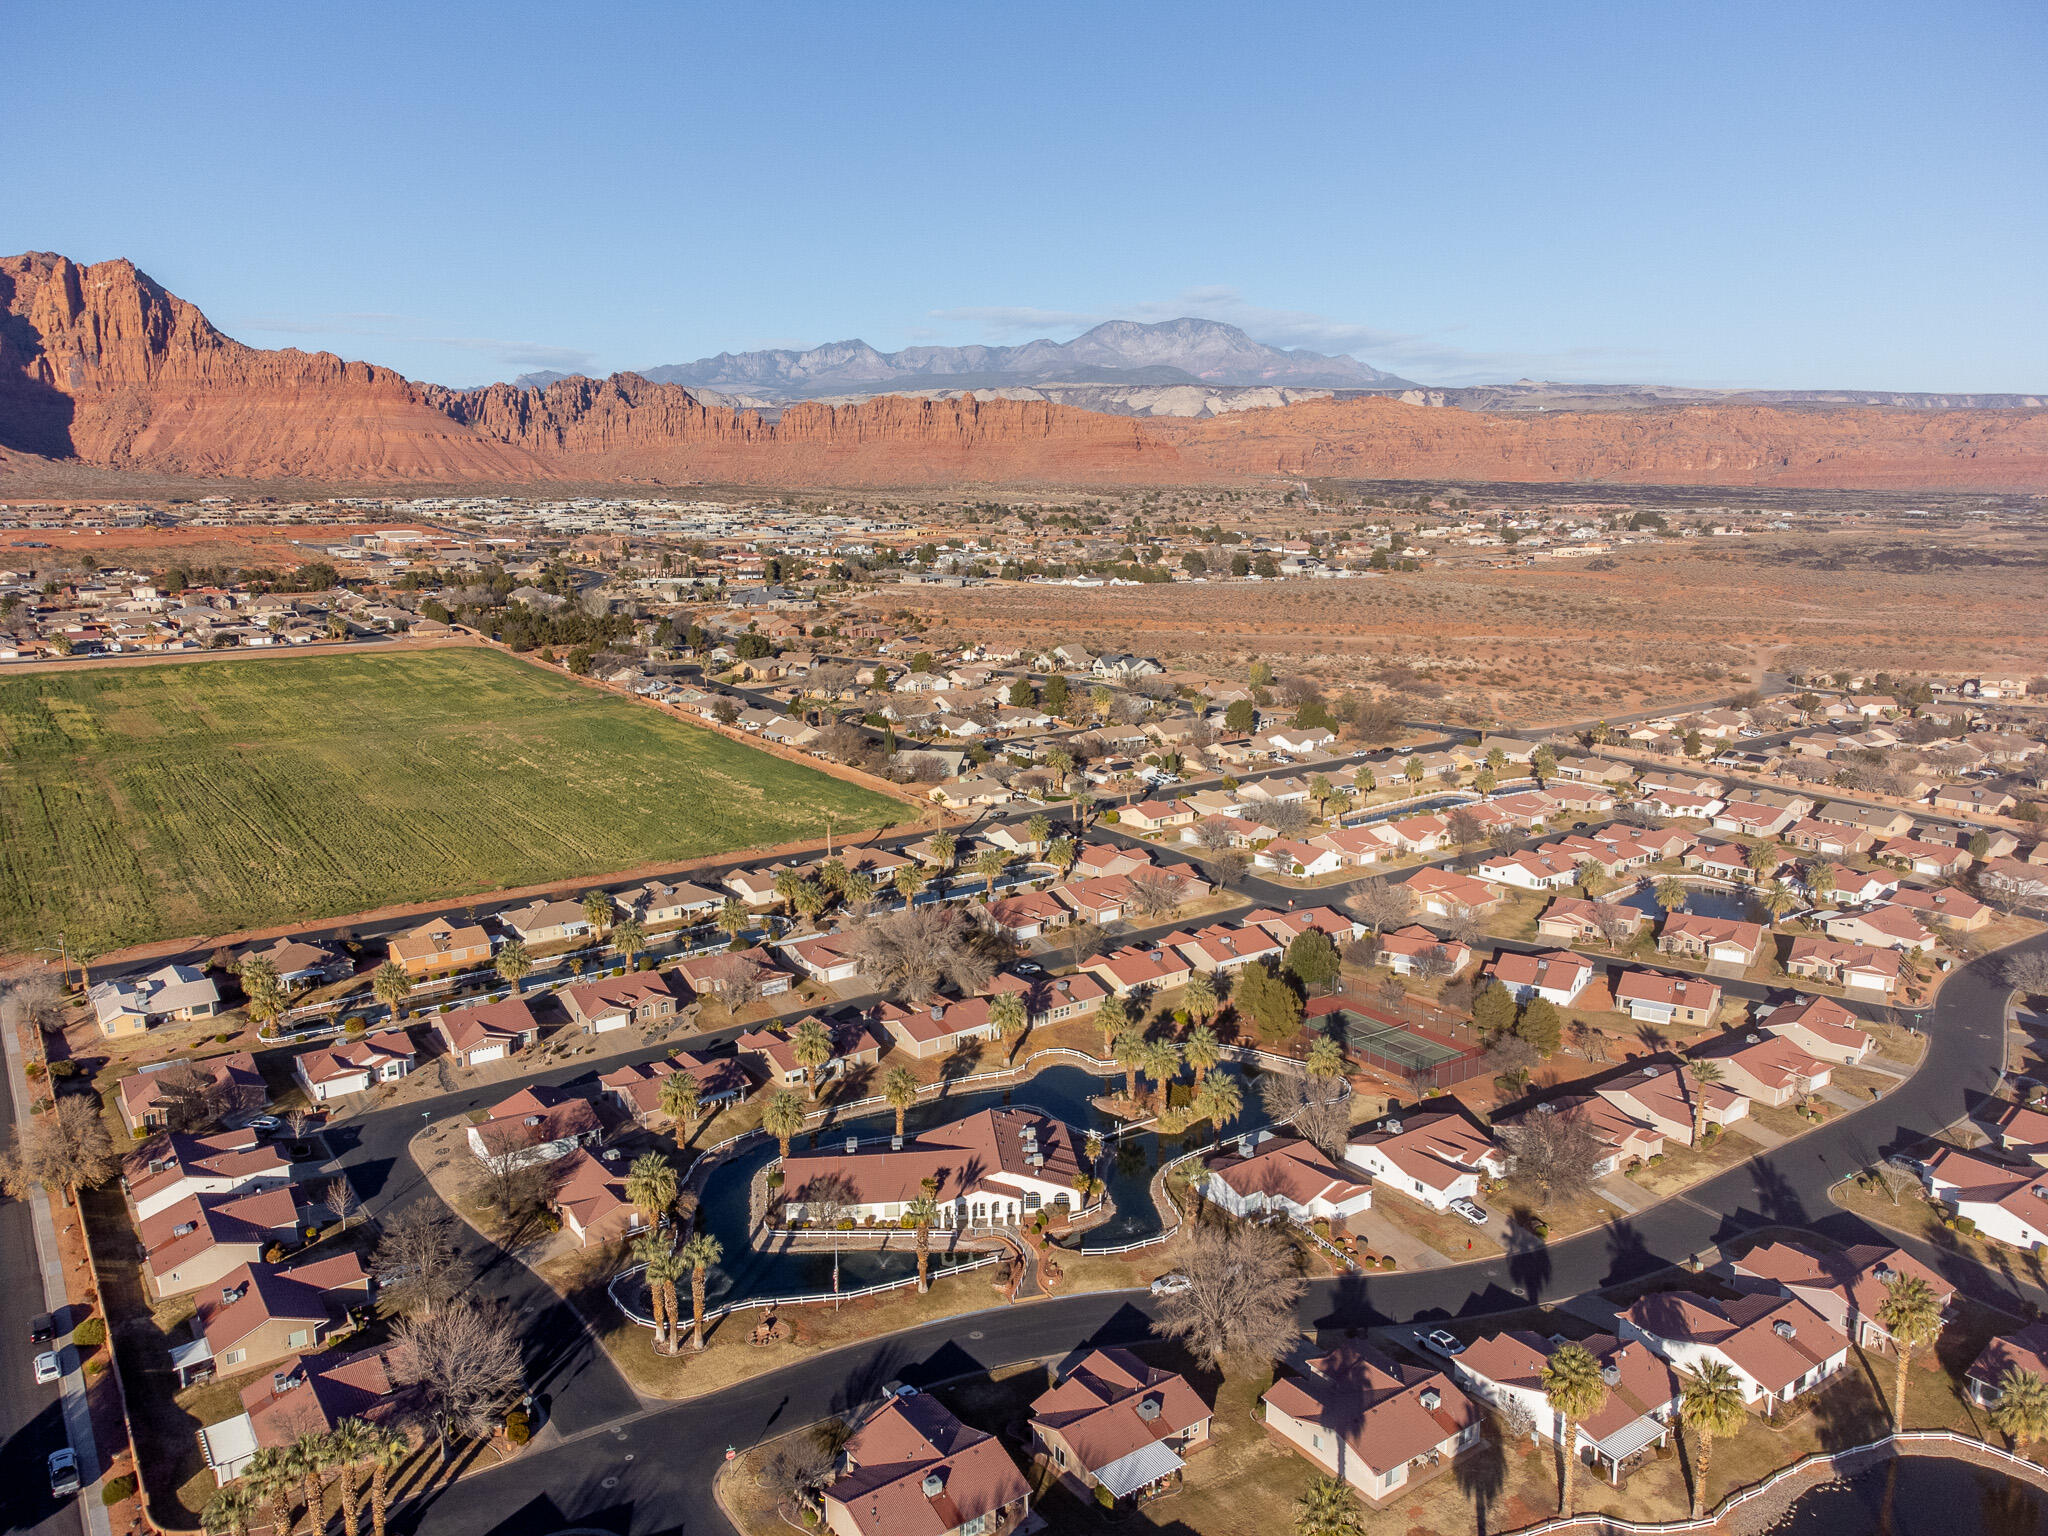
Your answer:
1921,1148 -> 2048,1250
1685,843 -> 1760,883
1309,825 -> 1400,868
1724,1241 -> 1953,1354
777,932 -> 866,986
1248,906 -> 1368,947
197,1344 -> 414,1484
1641,789 -> 1723,820
465,1082 -> 602,1164
615,879 -> 724,926
1032,1348 -> 1212,1506
1080,945 -> 1196,998
1712,801 -> 1800,839
1657,914 -> 1767,968
1980,1100 -> 2048,1165
1475,848 -> 1580,891
175,1253 -> 373,1386
1822,904 -> 1934,953
739,1014 -> 881,1088
1167,923 -> 1285,975
434,997 -> 540,1068
1878,837 -> 1974,878
125,1128 -> 292,1222
985,969 -> 1109,1029
781,1107 -> 1086,1229
498,897 -> 594,946
1510,1096 -> 1666,1176
388,916 -> 493,979
1257,839 -> 1346,878
1964,1323 -> 2048,1407
986,889 -> 1071,942
563,972 -> 681,1035
1121,800 -> 1196,833
1344,1106 -> 1504,1212
1786,937 -> 1902,996
1618,1289 -> 1850,1412
601,1052 -> 750,1124
1373,926 -> 1471,979
874,995 -> 1006,1059
822,1391 -> 1031,1536
1593,1062 -> 1748,1147
550,1147 -> 655,1247
143,1186 -> 301,1298
1786,819 -> 1878,858
1613,972 -> 1724,1029
1261,1344 -> 1483,1506
672,945 -> 793,999
1452,1331 -> 1681,1483
1887,883 -> 1991,933
1692,1031 -> 1833,1108
1759,995 -> 1872,1064
90,964 -> 222,1038
234,937 -> 351,989
293,1031 -> 417,1102
1489,949 -> 1595,1008
1536,898 -> 1647,947
1933,784 -> 2016,817
1202,1133 -> 1374,1224
117,1053 -> 266,1134
1404,868 -> 1502,919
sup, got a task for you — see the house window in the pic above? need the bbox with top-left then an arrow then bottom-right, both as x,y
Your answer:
223,1349 -> 245,1367
287,1330 -> 310,1348
1055,1447 -> 1066,1468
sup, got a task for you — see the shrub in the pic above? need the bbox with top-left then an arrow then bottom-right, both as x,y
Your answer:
73,1318 -> 106,1349
23,1062 -> 44,1079
102,1476 -> 136,1506
1102,810 -> 1120,824
48,1060 -> 78,1079
343,1016 -> 366,1036
1095,1484 -> 1116,1510
503,1408 -> 531,1444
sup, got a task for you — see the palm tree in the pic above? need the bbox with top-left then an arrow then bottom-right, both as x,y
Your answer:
1682,1057 -> 1725,1145
1095,994 -> 1132,1059
326,1419 -> 375,1536
883,1065 -> 920,1137
1591,720 -> 1611,747
1473,765 -> 1497,796
241,956 -> 287,1035
1292,1474 -> 1364,1536
928,830 -> 958,871
1576,860 -> 1609,899
990,991 -> 1030,1063
1679,1360 -> 1746,1518
973,846 -> 1011,897
364,1426 -> 409,1536
1044,836 -> 1077,878
1806,861 -> 1837,906
1306,1035 -> 1345,1081
633,1232 -> 681,1352
843,870 -> 875,910
761,1088 -> 805,1159
243,1449 -> 296,1536
583,890 -> 613,936
791,878 -> 830,928
1655,876 -> 1690,916
1027,812 -> 1052,854
1117,1031 -> 1149,1104
658,1071 -> 702,1139
791,1017 -> 834,1100
1044,748 -> 1074,794
773,867 -> 806,913
1182,970 -> 1218,1025
610,917 -> 648,968
907,1178 -> 942,1292
625,1152 -> 678,1228
288,1430 -> 335,1536
1744,839 -> 1779,880
680,1231 -> 723,1350
1140,1037 -> 1182,1109
1070,789 -> 1098,833
715,898 -> 750,945
893,861 -> 925,907
493,939 -> 532,994
1876,1271 -> 1945,1430
1184,1023 -> 1222,1082
370,961 -> 412,1022
1990,1366 -> 2048,1449
1758,880 -> 1798,922
1541,1342 -> 1608,1517
1194,1071 -> 1243,1131
203,1486 -> 259,1536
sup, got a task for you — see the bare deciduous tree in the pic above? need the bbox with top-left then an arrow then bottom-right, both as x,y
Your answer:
391,1302 -> 525,1462
371,1204 -> 466,1315
1156,1222 -> 1306,1372
1347,880 -> 1414,933
1,972 -> 67,1036
1497,1105 -> 1606,1203
759,1433 -> 836,1518
847,905 -> 998,1004
464,1122 -> 558,1230
2005,951 -> 2048,1000
1192,816 -> 1239,852
707,954 -> 766,1011
1264,800 -> 1312,839
1124,869 -> 1190,919
1258,1064 -> 1350,1158
1872,1159 -> 1923,1205
324,1177 -> 362,1231
0,1095 -> 118,1205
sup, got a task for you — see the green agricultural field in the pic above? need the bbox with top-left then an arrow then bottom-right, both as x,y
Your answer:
0,648 -> 909,955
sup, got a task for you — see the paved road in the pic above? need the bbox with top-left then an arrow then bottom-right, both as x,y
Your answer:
375,930 -> 2041,1536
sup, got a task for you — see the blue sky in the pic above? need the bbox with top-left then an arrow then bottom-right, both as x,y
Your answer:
8,2 -> 2042,390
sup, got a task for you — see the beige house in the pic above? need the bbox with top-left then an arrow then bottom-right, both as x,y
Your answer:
389,916 -> 493,979
1262,1344 -> 1483,1505
1031,1348 -> 1212,1506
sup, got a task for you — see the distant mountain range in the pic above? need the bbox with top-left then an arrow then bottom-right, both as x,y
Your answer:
513,317 -> 1419,396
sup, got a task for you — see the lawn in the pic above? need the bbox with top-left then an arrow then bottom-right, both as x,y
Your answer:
0,648 -> 908,953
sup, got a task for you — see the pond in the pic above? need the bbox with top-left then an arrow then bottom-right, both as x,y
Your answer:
1618,880 -> 1760,925
1346,793 -> 1473,826
1763,1457 -> 2048,1535
616,1061 -> 1281,1319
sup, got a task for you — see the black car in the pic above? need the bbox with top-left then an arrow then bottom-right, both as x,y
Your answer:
29,1312 -> 54,1348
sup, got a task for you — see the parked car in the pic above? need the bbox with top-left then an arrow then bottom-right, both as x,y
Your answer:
33,1351 -> 60,1385
1449,1198 -> 1489,1227
1149,1273 -> 1192,1298
1422,1329 -> 1465,1358
48,1448 -> 79,1499
29,1312 -> 53,1347
246,1115 -> 283,1133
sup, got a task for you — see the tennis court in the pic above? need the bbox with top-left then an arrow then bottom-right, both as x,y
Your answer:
1323,1008 -> 1464,1070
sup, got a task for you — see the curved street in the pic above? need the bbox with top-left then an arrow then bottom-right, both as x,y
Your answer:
373,927 -> 2045,1536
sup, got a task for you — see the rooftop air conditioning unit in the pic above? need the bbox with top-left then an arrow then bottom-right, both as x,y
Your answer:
1385,1119 -> 1403,1135
1746,1032 -> 1761,1043
524,1115 -> 542,1126
1601,1362 -> 1622,1386
1136,1397 -> 1161,1422
921,1473 -> 944,1497
891,1136 -> 903,1152
1773,1319 -> 1796,1339
1419,1388 -> 1441,1411
845,1136 -> 858,1154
